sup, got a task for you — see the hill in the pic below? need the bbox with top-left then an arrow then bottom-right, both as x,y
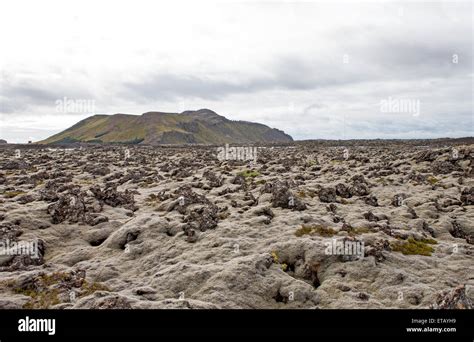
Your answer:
38,109 -> 293,145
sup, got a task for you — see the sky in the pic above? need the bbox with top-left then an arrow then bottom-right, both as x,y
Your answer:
0,0 -> 472,143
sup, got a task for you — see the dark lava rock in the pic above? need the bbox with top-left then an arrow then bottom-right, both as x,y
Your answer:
231,174 -> 246,185
363,211 -> 379,222
431,285 -> 473,309
183,205 -> 219,232
335,183 -> 351,198
449,220 -> 473,244
364,239 -> 391,262
364,195 -> 378,207
460,187 -> 474,205
203,170 -> 223,188
347,175 -> 370,197
326,203 -> 338,213
90,185 -> 137,212
47,189 -> 105,225
318,187 -> 337,203
2,160 -> 31,170
39,189 -> 60,202
422,221 -> 436,238
416,150 -> 440,162
0,222 -> 22,242
84,164 -> 111,176
270,181 -> 306,210
357,292 -> 370,301
432,161 -> 458,175
16,194 -> 36,204
349,182 -> 369,197
254,207 -> 274,224
185,228 -> 199,243
408,172 -> 427,183
173,185 -> 212,214
351,174 -> 368,185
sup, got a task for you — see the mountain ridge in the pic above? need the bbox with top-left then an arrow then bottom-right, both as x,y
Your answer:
38,109 -> 293,145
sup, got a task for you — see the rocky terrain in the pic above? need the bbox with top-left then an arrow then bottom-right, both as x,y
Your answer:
0,139 -> 473,309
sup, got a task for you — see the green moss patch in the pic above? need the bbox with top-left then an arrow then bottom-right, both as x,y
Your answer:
238,170 -> 260,179
295,224 -> 337,237
391,237 -> 436,256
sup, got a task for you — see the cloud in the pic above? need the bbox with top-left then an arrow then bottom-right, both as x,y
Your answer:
0,71 -> 96,115
121,74 -> 262,102
0,0 -> 472,142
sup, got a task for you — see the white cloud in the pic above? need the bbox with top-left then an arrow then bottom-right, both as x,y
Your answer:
0,0 -> 472,142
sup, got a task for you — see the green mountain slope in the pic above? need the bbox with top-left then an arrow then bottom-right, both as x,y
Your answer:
38,109 -> 293,145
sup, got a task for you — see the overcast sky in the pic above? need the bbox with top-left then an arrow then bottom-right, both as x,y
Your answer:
0,0 -> 472,143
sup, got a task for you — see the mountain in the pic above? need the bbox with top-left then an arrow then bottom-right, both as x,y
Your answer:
38,109 -> 293,145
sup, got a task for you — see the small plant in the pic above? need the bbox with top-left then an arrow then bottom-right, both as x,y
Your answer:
239,170 -> 260,179
295,224 -> 337,237
391,237 -> 435,256
271,251 -> 279,263
270,251 -> 289,272
427,176 -> 439,185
